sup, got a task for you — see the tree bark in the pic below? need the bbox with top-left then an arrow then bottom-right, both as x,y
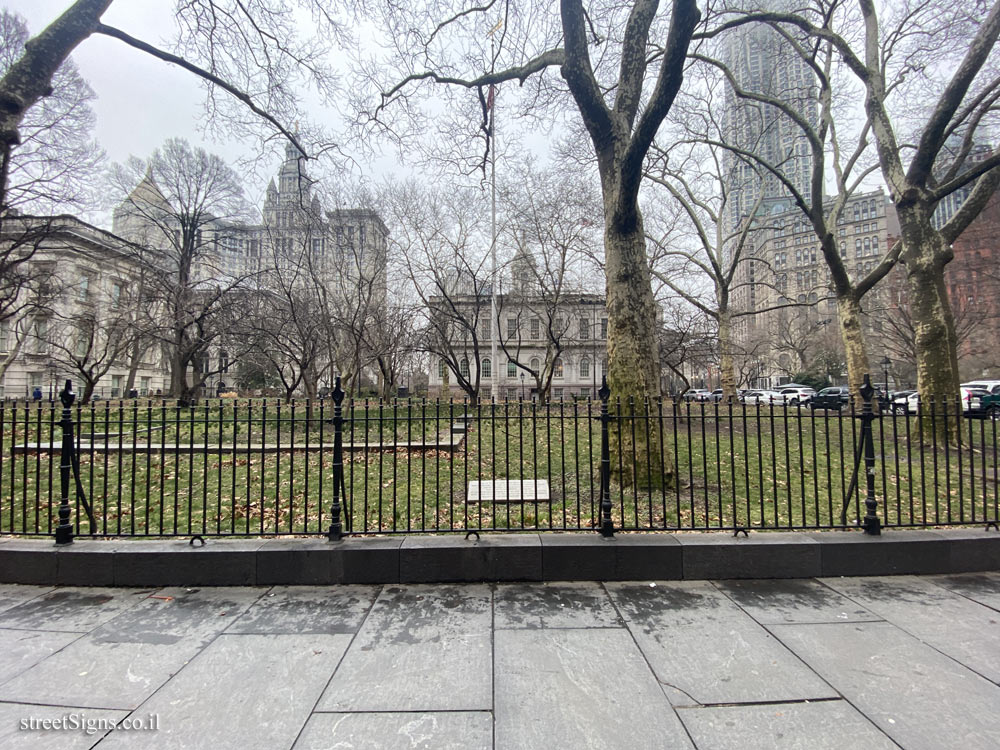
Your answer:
836,294 -> 871,407
718,307 -> 737,401
901,217 -> 961,439
604,215 -> 662,401
604,210 -> 671,488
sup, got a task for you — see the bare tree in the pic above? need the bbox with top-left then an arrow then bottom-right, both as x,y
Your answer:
643,73 -> 815,400
0,11 -> 103,386
46,283 -> 137,404
111,138 -> 254,406
494,164 -> 601,404
386,180 -> 491,404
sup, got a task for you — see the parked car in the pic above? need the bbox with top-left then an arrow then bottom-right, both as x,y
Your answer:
778,386 -> 816,406
709,389 -> 724,402
961,380 -> 1000,395
962,387 -> 989,416
809,386 -> 851,411
902,388 -> 989,416
980,390 -> 1000,420
742,389 -> 783,406
682,389 -> 712,402
889,390 -> 915,414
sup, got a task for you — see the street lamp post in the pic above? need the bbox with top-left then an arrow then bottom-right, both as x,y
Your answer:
881,356 -> 892,394
520,371 -> 525,401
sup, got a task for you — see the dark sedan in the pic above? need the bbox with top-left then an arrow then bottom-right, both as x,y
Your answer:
809,386 -> 850,411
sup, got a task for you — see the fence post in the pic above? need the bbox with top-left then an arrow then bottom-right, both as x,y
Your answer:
54,380 -> 75,545
327,377 -> 346,541
860,374 -> 882,535
597,377 -> 614,538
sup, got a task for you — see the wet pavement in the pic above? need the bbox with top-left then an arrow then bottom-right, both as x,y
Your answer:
0,574 -> 997,748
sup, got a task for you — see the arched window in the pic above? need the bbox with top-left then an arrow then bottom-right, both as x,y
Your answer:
863,237 -> 871,255
553,358 -> 564,378
481,358 -> 491,378
439,360 -> 447,379
507,360 -> 517,378
853,204 -> 860,221
530,357 -> 540,373
460,358 -> 469,378
580,357 -> 590,378
870,199 -> 878,216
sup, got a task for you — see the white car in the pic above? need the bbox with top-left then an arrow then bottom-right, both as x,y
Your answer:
904,388 -> 986,414
960,381 -> 1000,395
778,386 -> 817,406
742,390 -> 783,406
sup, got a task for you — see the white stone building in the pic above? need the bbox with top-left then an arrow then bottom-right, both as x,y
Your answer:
0,215 -> 169,400
426,250 -> 609,401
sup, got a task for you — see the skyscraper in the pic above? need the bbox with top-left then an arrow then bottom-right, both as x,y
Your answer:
721,3 -> 820,234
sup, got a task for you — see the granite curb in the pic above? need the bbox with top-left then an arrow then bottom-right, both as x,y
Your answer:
0,529 -> 996,586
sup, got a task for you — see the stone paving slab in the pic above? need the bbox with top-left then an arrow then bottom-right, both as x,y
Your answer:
494,628 -> 693,750
713,579 -> 881,624
97,633 -> 351,750
0,587 -> 149,632
295,712 -> 493,750
0,584 -> 53,615
317,584 -> 492,712
928,571 -> 1000,610
0,702 -> 128,749
493,582 -> 621,629
676,700 -> 898,750
226,585 -> 378,634
771,621 -> 1000,750
0,587 -> 262,709
821,575 -> 1000,683
0,628 -> 80,685
607,581 -> 837,705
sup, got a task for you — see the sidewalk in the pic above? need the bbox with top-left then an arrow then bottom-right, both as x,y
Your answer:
0,574 -> 997,749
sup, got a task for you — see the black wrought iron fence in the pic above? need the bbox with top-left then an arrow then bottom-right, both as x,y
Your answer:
2,377 -> 998,540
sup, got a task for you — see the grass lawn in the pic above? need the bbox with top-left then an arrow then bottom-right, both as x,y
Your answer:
2,400 -> 998,536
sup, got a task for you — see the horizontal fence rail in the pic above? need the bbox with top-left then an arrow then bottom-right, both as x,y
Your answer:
2,379 -> 999,539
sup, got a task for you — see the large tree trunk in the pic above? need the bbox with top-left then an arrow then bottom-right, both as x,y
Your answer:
893,207 -> 961,441
604,217 -> 661,400
718,308 -> 737,401
604,209 -> 672,488
836,294 -> 872,405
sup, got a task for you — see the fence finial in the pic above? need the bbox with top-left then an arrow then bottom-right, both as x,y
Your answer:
59,380 -> 74,408
598,375 -> 610,402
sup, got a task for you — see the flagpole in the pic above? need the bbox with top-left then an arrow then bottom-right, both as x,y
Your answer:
488,25 -> 500,401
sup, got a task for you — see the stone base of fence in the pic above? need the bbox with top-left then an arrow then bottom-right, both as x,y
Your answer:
0,529 -> 997,586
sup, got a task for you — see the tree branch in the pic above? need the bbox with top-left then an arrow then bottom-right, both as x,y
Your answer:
95,23 -> 309,157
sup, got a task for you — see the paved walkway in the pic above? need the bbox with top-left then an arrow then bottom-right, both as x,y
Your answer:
0,574 -> 997,749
